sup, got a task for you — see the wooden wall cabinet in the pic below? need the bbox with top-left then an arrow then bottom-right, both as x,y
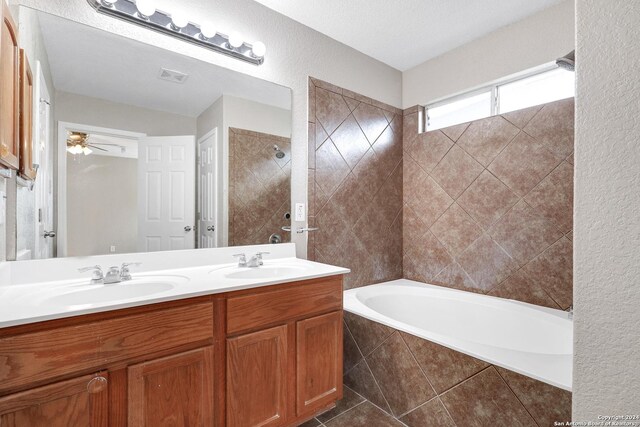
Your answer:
0,1 -> 20,170
19,49 -> 35,180
0,275 -> 344,427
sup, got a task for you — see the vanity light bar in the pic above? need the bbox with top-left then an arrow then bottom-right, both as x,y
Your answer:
86,0 -> 265,65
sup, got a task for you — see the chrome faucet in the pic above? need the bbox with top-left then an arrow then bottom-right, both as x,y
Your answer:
233,252 -> 270,268
104,266 -> 122,284
79,262 -> 142,285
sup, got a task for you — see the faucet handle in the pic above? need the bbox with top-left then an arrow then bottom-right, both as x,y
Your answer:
121,262 -> 142,269
255,251 -> 269,266
233,253 -> 247,267
78,265 -> 104,284
120,262 -> 142,281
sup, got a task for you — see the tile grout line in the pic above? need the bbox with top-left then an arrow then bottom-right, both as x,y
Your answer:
395,332 -> 439,418
362,356 -> 395,417
494,367 -> 543,427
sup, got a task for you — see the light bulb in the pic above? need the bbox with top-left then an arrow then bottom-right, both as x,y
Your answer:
228,32 -> 243,48
83,147 -> 93,156
135,0 -> 156,18
66,146 -> 74,154
251,41 -> 266,58
100,0 -> 118,6
200,23 -> 217,40
170,12 -> 189,30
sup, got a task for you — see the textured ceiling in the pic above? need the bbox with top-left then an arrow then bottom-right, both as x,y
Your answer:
252,0 -> 565,71
38,12 -> 291,117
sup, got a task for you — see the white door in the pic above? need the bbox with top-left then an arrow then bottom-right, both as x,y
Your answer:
137,136 -> 196,252
34,62 -> 54,259
197,130 -> 217,248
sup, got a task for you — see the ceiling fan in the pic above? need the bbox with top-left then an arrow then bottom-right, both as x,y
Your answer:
66,132 -> 125,155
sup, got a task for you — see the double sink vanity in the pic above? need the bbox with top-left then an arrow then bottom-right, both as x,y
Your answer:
0,244 -> 348,426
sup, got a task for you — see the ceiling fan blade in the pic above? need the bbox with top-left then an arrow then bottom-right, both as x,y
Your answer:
88,144 -> 108,152
90,142 -> 125,147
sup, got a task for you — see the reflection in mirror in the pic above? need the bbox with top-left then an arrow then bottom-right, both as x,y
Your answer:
13,6 -> 292,259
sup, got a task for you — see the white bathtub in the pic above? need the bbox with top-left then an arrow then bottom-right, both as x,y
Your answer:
344,279 -> 572,391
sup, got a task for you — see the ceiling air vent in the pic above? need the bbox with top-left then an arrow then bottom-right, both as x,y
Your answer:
158,68 -> 189,84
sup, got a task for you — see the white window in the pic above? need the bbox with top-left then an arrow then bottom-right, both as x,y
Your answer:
426,89 -> 493,131
425,66 -> 575,131
497,68 -> 575,114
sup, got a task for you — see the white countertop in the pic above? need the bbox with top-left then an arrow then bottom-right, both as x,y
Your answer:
0,244 -> 349,328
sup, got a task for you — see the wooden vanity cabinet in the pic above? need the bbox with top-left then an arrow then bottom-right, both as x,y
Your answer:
226,325 -> 288,427
0,275 -> 344,427
0,372 -> 109,427
0,1 -> 20,170
225,276 -> 343,427
128,346 -> 215,426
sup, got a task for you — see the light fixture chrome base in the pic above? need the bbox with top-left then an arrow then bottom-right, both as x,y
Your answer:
86,0 -> 264,66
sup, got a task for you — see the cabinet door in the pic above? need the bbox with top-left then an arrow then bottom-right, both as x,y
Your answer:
296,311 -> 342,417
227,325 -> 287,427
128,346 -> 215,427
0,372 -> 109,427
0,1 -> 19,170
19,49 -> 35,180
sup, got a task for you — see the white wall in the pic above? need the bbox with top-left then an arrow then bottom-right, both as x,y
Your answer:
402,0 -> 575,108
573,0 -> 640,419
224,96 -> 291,139
55,92 -> 197,136
197,95 -> 292,247
66,154 -> 137,256
14,0 -> 402,258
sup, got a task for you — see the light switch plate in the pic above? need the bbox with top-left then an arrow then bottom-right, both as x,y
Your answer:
295,203 -> 305,222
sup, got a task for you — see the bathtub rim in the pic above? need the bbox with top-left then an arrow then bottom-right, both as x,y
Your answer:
343,279 -> 573,392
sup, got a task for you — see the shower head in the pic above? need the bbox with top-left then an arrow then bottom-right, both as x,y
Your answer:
556,50 -> 575,71
273,145 -> 285,159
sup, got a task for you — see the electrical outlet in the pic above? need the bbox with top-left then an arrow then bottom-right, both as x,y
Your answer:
110,245 -> 116,253
295,203 -> 305,222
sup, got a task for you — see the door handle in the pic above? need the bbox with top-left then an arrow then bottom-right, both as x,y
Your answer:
184,226 -> 193,232
206,225 -> 215,232
44,230 -> 56,238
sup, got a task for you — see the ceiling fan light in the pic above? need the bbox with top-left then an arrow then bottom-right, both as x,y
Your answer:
83,147 -> 93,155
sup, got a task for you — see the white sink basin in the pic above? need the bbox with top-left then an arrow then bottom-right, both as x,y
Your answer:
44,276 -> 188,308
223,266 -> 307,280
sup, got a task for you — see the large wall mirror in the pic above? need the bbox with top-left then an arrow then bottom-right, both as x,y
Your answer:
13,6 -> 292,260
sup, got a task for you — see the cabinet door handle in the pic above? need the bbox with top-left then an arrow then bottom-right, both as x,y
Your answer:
87,376 -> 108,394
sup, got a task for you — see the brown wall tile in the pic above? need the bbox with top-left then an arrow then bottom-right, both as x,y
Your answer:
309,78 -> 403,292
229,128 -> 290,246
366,332 -> 436,416
401,98 -> 574,308
440,367 -> 537,426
